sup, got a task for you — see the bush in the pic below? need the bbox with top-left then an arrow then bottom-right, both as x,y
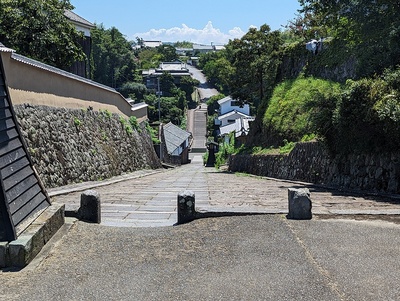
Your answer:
146,122 -> 160,144
329,76 -> 400,153
129,116 -> 139,131
119,82 -> 148,100
262,77 -> 341,146
311,68 -> 400,154
215,134 -> 235,169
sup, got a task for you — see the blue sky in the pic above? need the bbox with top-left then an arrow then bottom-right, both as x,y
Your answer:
70,0 -> 301,45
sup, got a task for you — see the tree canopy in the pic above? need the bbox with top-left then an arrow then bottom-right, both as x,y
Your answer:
91,25 -> 137,88
227,25 -> 283,108
157,44 -> 178,62
0,0 -> 84,69
199,25 -> 282,111
297,0 -> 400,76
173,41 -> 193,48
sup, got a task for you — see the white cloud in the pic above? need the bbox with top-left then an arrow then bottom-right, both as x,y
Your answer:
133,21 -> 245,45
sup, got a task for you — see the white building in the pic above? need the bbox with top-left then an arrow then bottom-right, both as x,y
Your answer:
216,110 -> 252,127
214,96 -> 254,143
217,96 -> 250,116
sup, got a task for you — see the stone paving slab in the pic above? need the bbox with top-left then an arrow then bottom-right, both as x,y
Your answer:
50,154 -> 400,228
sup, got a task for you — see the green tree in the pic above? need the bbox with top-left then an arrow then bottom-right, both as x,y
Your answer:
227,25 -> 283,109
298,0 -> 400,77
174,41 -> 193,48
119,82 -> 148,100
203,57 -> 234,94
199,50 -> 234,95
158,72 -> 187,110
159,72 -> 177,97
157,44 -> 178,62
144,94 -> 183,125
136,48 -> 161,69
179,75 -> 200,102
91,25 -> 137,88
0,0 -> 84,69
198,51 -> 221,69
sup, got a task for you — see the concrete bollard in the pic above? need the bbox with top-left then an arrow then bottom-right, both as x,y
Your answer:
288,188 -> 312,220
78,190 -> 101,223
177,190 -> 196,224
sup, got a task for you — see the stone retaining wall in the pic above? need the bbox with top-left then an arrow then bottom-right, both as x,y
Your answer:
229,142 -> 400,194
15,104 -> 161,189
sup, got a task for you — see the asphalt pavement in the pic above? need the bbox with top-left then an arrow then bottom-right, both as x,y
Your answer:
187,65 -> 218,101
1,214 -> 399,300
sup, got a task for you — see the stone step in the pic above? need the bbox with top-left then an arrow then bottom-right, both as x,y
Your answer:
1,203 -> 65,268
190,148 -> 207,153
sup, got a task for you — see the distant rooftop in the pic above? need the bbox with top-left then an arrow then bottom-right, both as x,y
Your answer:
64,10 -> 95,29
218,95 -> 234,105
142,62 -> 191,77
143,41 -> 163,48
158,61 -> 188,72
193,44 -> 214,50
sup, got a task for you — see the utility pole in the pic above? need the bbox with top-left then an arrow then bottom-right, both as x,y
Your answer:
156,77 -> 163,161
157,77 -> 162,122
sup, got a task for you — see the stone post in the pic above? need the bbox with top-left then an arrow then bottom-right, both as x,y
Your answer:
78,190 -> 101,223
288,188 -> 312,220
177,190 -> 196,224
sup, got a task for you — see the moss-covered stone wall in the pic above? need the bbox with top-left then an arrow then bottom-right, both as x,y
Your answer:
15,104 -> 161,188
229,142 -> 400,194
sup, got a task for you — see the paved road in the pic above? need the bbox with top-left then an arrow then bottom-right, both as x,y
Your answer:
2,158 -> 400,300
186,65 -> 218,152
188,105 -> 207,151
187,65 -> 218,101
50,155 -> 400,228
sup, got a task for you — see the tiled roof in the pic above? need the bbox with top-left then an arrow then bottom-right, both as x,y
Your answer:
217,110 -> 252,121
131,102 -> 148,110
0,43 -> 15,53
64,10 -> 95,28
163,122 -> 191,155
193,44 -> 213,50
217,95 -> 233,105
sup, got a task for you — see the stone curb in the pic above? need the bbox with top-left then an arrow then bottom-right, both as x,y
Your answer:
244,173 -> 400,202
48,169 -> 165,197
0,203 -> 65,269
197,207 -> 400,216
177,208 -> 400,227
